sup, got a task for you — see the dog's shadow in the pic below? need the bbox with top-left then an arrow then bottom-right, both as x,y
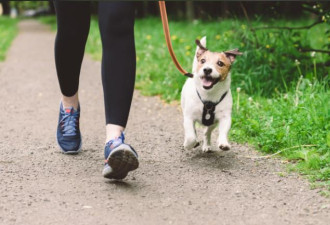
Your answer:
187,148 -> 236,170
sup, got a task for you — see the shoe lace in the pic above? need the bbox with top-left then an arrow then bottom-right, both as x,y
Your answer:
104,133 -> 125,159
60,111 -> 79,137
105,133 -> 125,149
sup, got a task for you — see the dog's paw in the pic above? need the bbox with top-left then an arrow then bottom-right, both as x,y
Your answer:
184,138 -> 198,150
218,142 -> 231,151
202,145 -> 212,153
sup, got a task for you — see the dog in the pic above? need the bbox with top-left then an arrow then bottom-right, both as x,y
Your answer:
181,36 -> 242,152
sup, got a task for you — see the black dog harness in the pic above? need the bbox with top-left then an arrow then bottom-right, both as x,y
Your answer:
196,90 -> 228,126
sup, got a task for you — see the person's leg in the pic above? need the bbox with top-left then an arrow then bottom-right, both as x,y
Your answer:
54,1 -> 91,109
54,1 -> 91,153
98,1 -> 136,143
98,2 -> 138,179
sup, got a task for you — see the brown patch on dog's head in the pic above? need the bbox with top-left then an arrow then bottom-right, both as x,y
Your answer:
194,38 -> 242,89
196,51 -> 234,81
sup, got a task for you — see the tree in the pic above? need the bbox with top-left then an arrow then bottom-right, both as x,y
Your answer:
48,1 -> 55,14
1,0 -> 10,15
185,1 -> 194,21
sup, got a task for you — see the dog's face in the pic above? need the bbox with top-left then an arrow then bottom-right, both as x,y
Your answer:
196,51 -> 232,89
192,37 -> 241,90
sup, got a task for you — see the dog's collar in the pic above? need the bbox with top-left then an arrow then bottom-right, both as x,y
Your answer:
196,90 -> 228,126
196,90 -> 228,107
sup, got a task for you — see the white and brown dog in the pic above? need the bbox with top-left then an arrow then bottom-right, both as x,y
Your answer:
181,36 -> 242,152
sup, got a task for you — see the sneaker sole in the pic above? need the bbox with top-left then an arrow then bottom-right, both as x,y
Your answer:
103,144 -> 139,179
56,133 -> 82,155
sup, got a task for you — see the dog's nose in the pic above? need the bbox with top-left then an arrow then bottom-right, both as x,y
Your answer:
203,68 -> 212,75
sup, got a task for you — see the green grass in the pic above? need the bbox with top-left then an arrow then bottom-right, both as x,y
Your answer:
0,16 -> 18,61
39,16 -> 329,193
101,18 -> 328,99
231,78 -> 329,193
39,16 -> 57,30
40,16 -> 329,99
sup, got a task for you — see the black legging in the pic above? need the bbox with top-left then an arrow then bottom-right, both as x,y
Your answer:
54,1 -> 136,127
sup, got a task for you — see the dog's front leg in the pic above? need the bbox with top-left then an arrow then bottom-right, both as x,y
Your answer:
183,117 -> 198,150
202,124 -> 217,152
217,115 -> 231,151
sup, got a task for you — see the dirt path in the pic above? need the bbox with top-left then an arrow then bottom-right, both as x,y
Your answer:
0,20 -> 329,225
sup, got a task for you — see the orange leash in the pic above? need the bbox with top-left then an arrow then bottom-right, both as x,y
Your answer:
158,1 -> 193,78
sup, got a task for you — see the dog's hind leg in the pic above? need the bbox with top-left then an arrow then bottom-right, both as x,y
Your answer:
217,115 -> 232,151
202,124 -> 217,152
183,117 -> 198,150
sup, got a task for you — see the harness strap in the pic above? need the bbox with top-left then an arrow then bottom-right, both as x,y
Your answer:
196,90 -> 228,106
159,1 -> 193,78
196,90 -> 228,126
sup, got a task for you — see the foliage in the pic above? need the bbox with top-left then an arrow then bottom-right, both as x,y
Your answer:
9,1 -> 49,10
0,16 -> 18,61
231,76 -> 329,191
39,16 -> 56,30
78,17 -> 329,99
67,18 -> 330,101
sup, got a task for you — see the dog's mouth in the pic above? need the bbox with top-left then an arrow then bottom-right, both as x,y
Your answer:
200,75 -> 220,90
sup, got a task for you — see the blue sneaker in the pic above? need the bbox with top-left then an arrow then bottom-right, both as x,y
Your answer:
103,133 -> 139,179
56,102 -> 82,154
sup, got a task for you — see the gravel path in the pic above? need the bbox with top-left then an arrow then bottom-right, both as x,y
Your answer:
0,20 -> 329,225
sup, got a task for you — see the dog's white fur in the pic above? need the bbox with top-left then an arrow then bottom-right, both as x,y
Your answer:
181,37 -> 234,152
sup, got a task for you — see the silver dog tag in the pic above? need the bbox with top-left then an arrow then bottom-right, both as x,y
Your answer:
205,113 -> 211,120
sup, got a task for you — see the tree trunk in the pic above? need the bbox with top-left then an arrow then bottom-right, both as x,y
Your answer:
1,0 -> 10,15
142,1 -> 148,17
48,1 -> 55,14
186,1 -> 194,21
221,2 -> 228,18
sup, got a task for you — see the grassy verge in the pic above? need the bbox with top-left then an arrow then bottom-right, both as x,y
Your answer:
231,78 -> 329,196
39,16 -> 329,194
0,16 -> 18,61
40,17 -> 329,99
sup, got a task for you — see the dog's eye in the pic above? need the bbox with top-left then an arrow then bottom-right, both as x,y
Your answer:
201,59 -> 206,64
217,61 -> 224,67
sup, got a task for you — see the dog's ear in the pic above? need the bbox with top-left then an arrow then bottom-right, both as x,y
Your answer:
195,37 -> 208,59
224,49 -> 243,63
193,36 -> 207,73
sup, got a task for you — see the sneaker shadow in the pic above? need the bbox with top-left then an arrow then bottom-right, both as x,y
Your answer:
105,180 -> 133,189
104,179 -> 145,195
